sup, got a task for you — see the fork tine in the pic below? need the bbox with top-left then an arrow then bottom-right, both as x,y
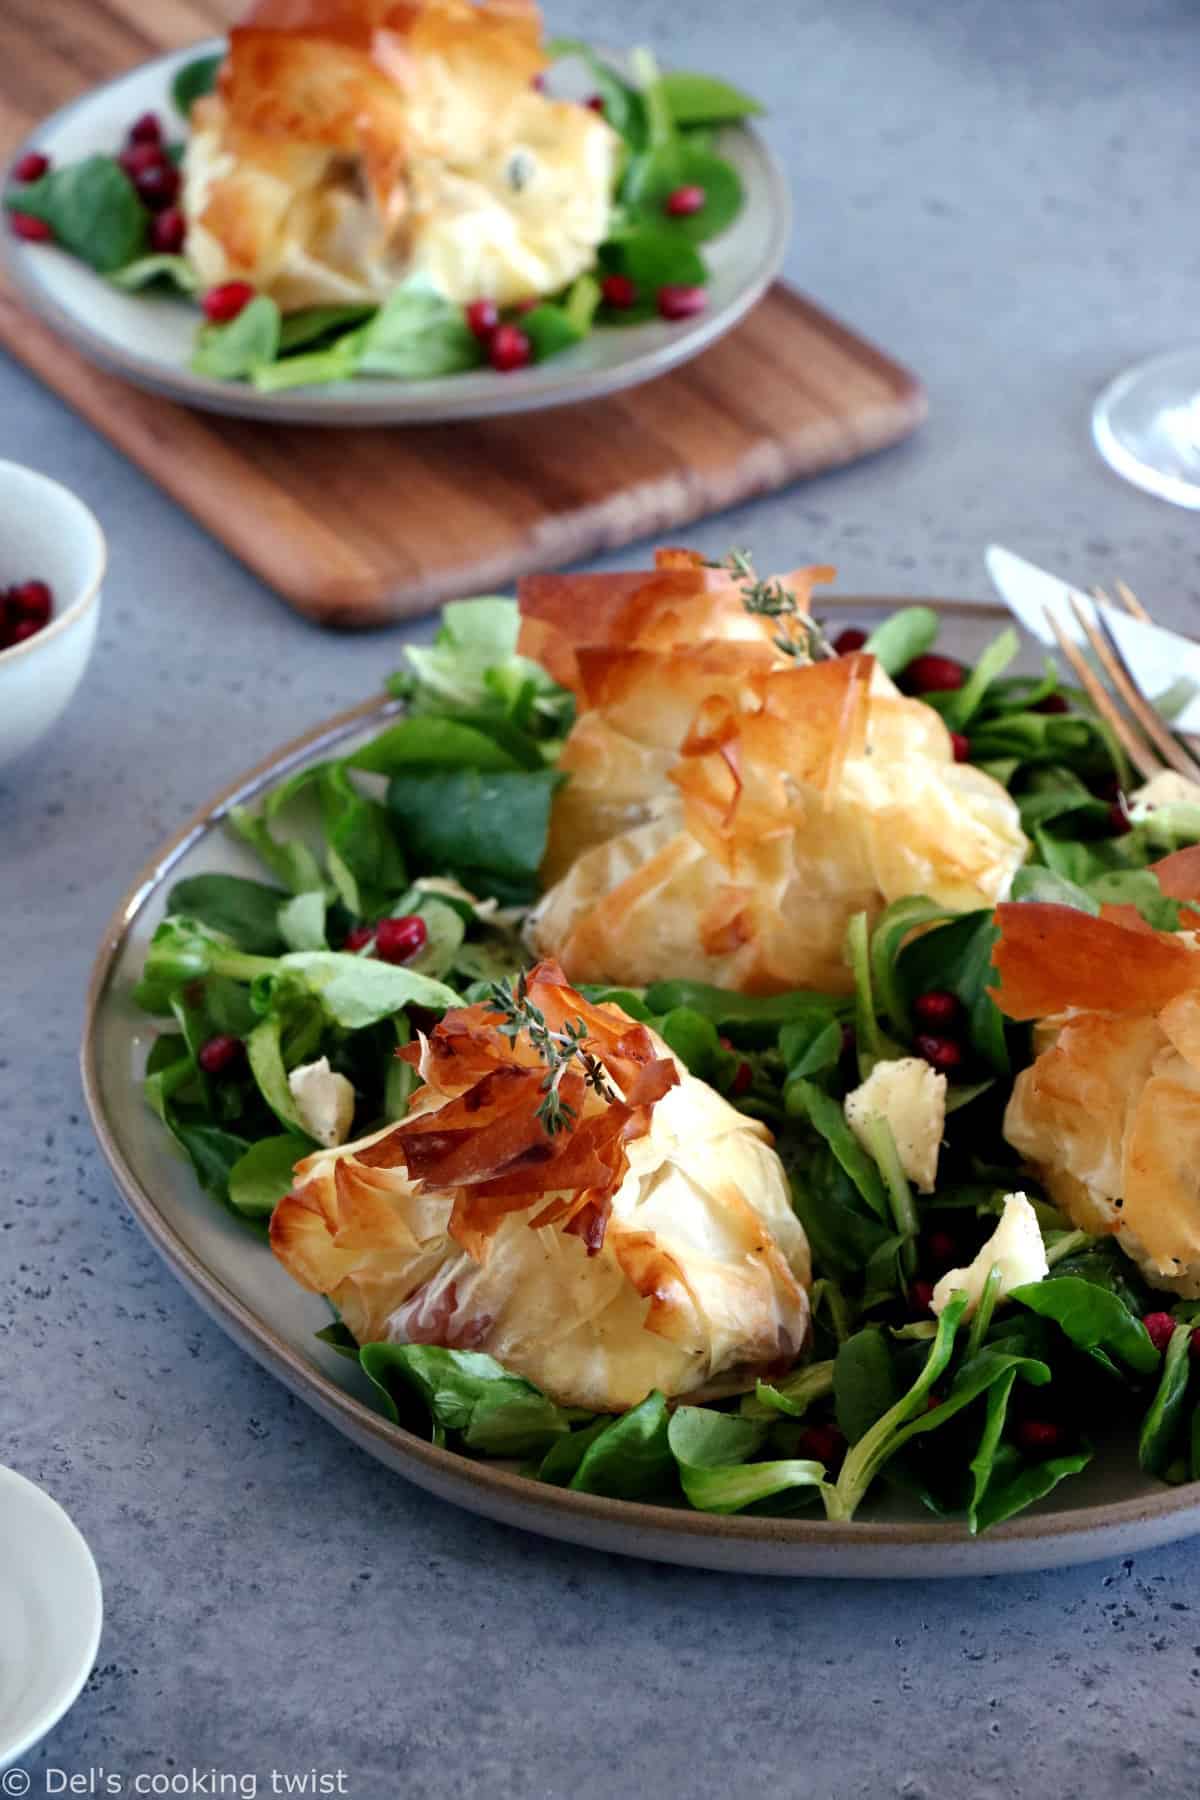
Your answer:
1115,578 -> 1151,622
1068,595 -> 1200,782
1044,606 -> 1163,784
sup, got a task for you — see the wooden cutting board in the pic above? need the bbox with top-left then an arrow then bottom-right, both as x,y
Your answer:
0,0 -> 927,629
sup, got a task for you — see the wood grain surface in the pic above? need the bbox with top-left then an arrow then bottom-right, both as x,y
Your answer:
0,0 -> 927,628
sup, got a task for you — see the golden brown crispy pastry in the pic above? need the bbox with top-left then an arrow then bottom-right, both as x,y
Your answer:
181,0 -> 618,310
270,962 -> 810,1411
523,551 -> 1027,995
994,868 -> 1200,1293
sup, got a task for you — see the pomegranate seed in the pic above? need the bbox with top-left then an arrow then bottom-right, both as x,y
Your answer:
118,142 -> 166,179
11,150 -> 49,183
833,627 -> 867,655
1034,691 -> 1069,714
913,1033 -> 964,1075
374,914 -> 428,964
658,284 -> 707,321
512,297 -> 539,316
925,1391 -> 943,1412
488,323 -> 531,372
11,579 -> 52,625
134,160 -> 180,210
9,618 -> 40,644
665,184 -> 706,217
950,731 -> 970,762
9,211 -> 52,242
202,281 -> 256,323
913,988 -> 961,1029
465,298 -> 499,341
730,1060 -> 753,1097
128,111 -> 162,146
910,1279 -> 935,1315
1108,799 -> 1132,836
600,273 -> 638,309
150,206 -> 186,254
198,1033 -> 243,1076
925,1229 -> 958,1269
1015,1418 -> 1061,1456
903,652 -> 965,693
344,924 -> 375,952
1191,1327 -> 1200,1360
531,71 -> 546,91
796,1423 -> 845,1466
585,93 -> 606,112
1143,1312 -> 1177,1356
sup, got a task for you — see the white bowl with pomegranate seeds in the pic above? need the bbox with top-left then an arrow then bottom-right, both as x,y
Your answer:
0,460 -> 105,768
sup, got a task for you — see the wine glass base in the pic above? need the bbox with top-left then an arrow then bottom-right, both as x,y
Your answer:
1093,347 -> 1200,509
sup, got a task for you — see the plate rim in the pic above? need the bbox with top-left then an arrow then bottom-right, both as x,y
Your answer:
5,38 -> 792,426
0,1464 -> 103,1768
79,597 -> 1200,1562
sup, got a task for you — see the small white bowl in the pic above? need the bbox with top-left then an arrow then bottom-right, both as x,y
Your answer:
0,1465 -> 103,1769
0,461 -> 105,768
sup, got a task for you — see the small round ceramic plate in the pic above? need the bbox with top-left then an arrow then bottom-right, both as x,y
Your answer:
80,602 -> 1200,1577
4,41 -> 790,426
0,1466 -> 103,1769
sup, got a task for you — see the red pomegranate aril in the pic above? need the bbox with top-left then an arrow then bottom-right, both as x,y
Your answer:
202,281 -> 256,323
796,1423 -> 845,1467
913,988 -> 961,1029
658,283 -> 707,321
1143,1311 -> 1177,1356
512,297 -> 539,316
9,618 -> 39,645
150,206 -> 186,254
1016,1418 -> 1061,1456
9,211 -> 52,243
12,150 -> 49,183
531,71 -> 546,91
914,1032 -> 964,1074
134,160 -> 180,210
730,1060 -> 753,1097
344,923 -> 376,952
1034,691 -> 1069,714
925,1228 -> 958,1270
600,273 -> 638,309
1108,799 -> 1132,836
1191,1326 -> 1200,1360
904,652 -> 965,693
128,111 -> 162,146
950,731 -> 970,763
198,1033 -> 243,1076
465,298 -> 499,340
375,914 -> 428,964
665,183 -> 706,217
585,93 -> 606,112
488,323 -> 532,372
910,1279 -> 935,1316
833,627 -> 867,655
119,142 -> 166,179
11,579 -> 52,625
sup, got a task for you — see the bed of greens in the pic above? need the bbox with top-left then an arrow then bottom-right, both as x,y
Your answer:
5,43 -> 762,391
130,587 -> 1200,1532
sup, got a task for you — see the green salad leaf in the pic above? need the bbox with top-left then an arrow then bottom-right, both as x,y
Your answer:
6,155 -> 146,271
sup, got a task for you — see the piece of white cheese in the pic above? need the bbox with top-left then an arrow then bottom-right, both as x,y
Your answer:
931,1192 -> 1049,1319
1128,769 -> 1200,820
844,1056 -> 947,1193
288,1057 -> 356,1149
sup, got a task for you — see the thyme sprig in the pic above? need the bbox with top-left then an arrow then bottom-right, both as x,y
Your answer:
486,970 -> 617,1136
707,546 -> 835,661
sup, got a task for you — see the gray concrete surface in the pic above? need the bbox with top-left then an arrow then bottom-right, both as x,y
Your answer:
4,0 -> 1200,1794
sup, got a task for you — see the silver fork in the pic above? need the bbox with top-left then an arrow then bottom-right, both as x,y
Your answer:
1042,583 -> 1200,784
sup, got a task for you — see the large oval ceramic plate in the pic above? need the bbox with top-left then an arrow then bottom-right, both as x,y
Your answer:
5,40 -> 789,426
81,601 -> 1200,1576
